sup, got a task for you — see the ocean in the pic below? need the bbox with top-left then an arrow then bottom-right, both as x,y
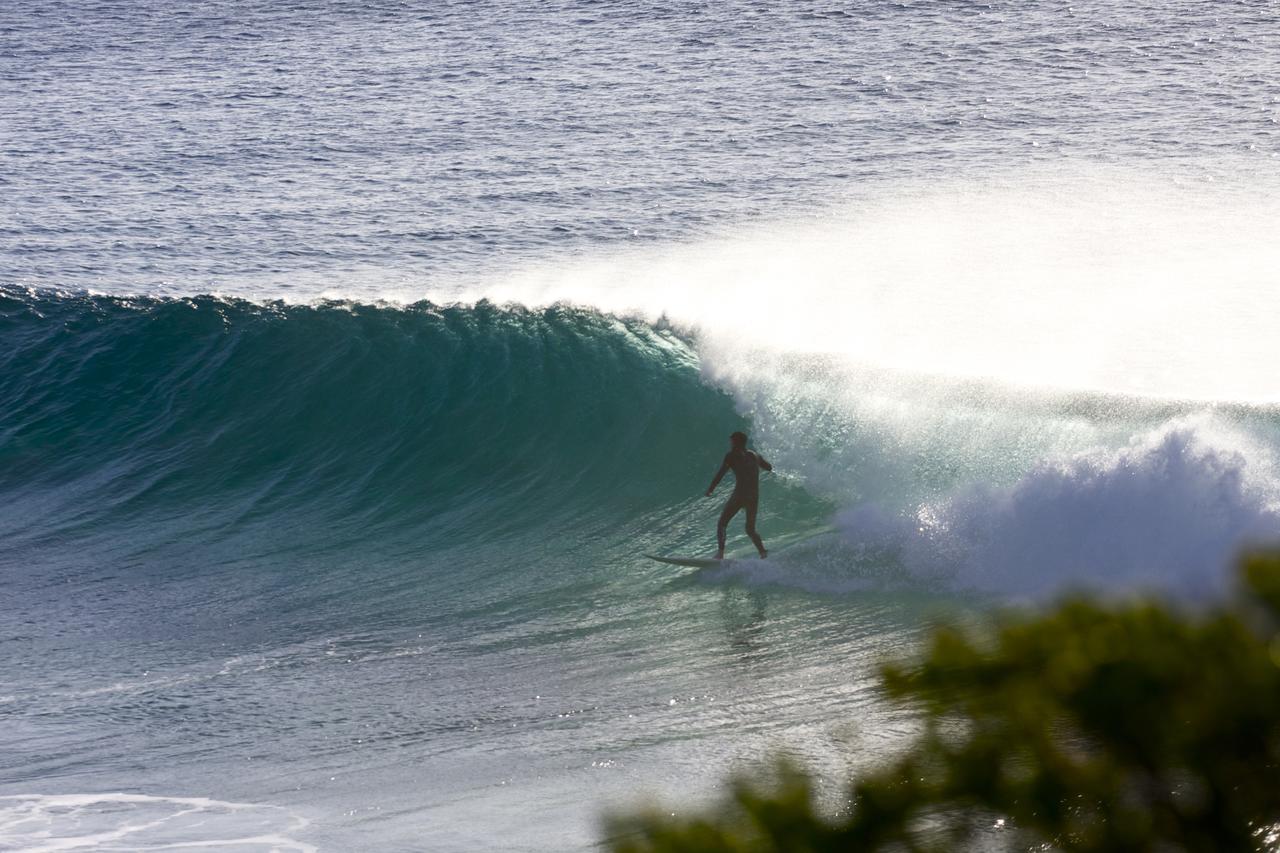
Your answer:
2,0 -> 1279,849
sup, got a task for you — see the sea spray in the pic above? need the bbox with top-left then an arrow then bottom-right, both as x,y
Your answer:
836,417 -> 1280,600
475,169 -> 1280,402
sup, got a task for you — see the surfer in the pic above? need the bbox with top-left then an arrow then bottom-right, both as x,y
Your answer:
705,431 -> 772,559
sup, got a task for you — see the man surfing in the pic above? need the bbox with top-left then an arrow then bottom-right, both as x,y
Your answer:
705,431 -> 772,559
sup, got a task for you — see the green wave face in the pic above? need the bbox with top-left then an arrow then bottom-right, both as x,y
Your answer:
0,288 -> 830,599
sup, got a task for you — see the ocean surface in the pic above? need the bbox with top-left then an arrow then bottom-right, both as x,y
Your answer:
3,0 -> 1280,849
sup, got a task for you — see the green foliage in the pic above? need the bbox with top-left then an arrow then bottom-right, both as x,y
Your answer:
604,553 -> 1280,852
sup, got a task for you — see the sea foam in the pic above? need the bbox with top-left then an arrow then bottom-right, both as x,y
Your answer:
0,793 -> 313,853
836,418 -> 1280,601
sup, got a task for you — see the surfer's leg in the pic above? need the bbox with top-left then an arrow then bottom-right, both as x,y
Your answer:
744,498 -> 766,558
717,495 -> 742,558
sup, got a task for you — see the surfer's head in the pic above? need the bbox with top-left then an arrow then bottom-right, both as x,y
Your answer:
730,431 -> 748,449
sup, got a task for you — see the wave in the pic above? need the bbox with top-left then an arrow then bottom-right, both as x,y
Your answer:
0,287 -> 820,570
5,285 -> 1279,603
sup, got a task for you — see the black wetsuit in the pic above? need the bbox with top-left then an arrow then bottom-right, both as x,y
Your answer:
709,448 -> 771,556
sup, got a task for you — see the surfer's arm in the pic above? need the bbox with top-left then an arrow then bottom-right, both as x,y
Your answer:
705,456 -> 730,496
757,453 -> 773,472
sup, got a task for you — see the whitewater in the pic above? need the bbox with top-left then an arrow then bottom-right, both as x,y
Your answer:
3,0 -> 1280,849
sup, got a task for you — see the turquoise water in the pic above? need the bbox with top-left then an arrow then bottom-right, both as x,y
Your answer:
3,0 -> 1280,849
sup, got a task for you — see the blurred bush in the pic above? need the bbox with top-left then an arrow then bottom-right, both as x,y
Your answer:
604,552 -> 1280,852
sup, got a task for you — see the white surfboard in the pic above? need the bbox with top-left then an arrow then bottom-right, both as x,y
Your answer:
644,554 -> 725,569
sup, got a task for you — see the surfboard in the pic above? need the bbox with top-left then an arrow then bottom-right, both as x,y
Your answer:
644,554 -> 725,569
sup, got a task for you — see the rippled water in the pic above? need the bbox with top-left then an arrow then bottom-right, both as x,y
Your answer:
4,0 -> 1277,296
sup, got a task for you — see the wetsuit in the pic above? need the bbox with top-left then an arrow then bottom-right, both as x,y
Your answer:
708,448 -> 772,556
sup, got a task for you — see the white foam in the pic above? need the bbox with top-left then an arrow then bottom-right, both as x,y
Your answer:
0,793 -> 313,852
838,417 -> 1280,600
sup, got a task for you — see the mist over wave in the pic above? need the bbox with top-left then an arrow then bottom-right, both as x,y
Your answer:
474,169 -> 1280,403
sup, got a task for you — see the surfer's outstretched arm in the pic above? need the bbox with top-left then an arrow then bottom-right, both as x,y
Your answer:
705,455 -> 730,496
757,453 -> 773,472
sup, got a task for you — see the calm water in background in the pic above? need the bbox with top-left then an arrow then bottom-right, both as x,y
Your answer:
2,1 -> 1280,849
5,0 -> 1277,295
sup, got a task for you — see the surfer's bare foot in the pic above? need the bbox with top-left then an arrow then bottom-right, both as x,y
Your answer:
714,550 -> 724,560
758,549 -> 767,559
